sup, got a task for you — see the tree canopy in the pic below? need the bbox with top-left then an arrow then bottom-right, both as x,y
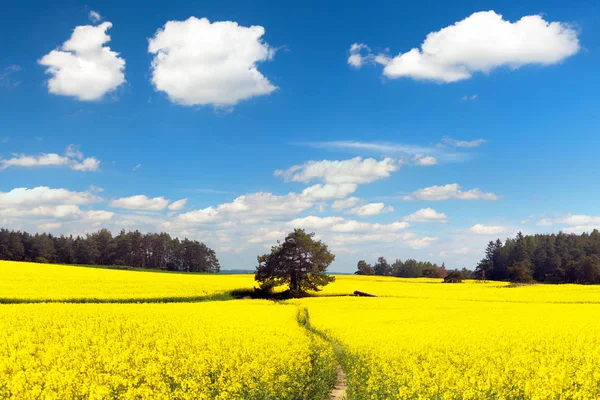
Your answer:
475,230 -> 600,284
0,227 -> 220,273
255,229 -> 335,295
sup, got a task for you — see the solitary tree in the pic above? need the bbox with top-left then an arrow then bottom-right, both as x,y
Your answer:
255,229 -> 335,295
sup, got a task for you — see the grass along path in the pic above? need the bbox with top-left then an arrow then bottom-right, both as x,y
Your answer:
297,307 -> 348,400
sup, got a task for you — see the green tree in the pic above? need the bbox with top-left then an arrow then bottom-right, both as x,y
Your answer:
355,260 -> 374,275
373,256 -> 391,276
255,229 -> 335,295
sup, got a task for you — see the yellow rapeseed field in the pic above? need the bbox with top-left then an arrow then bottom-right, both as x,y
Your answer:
300,278 -> 600,399
4,262 -> 600,399
0,261 -> 255,302
0,301 -> 336,399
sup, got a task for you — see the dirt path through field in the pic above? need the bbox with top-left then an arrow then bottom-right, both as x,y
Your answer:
328,363 -> 347,399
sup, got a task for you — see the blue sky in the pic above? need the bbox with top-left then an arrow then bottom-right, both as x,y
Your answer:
1,0 -> 599,271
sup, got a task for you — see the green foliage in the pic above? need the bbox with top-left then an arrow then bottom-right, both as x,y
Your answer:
360,256 -> 455,278
34,256 -> 49,264
0,227 -> 219,273
476,230 -> 600,284
443,270 -> 463,283
355,260 -> 374,275
508,261 -> 535,283
255,229 -> 335,295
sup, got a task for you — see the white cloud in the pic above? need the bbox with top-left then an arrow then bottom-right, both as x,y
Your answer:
276,157 -> 400,185
89,185 -> 104,193
466,224 -> 511,235
413,154 -> 438,166
440,247 -> 471,257
148,17 -> 276,107
133,163 -> 142,171
109,195 -> 170,211
65,144 -> 83,159
0,145 -> 99,172
174,207 -> 220,223
89,10 -> 101,23
38,222 -> 62,231
0,205 -> 82,219
168,198 -> 188,211
331,197 -> 360,211
357,11 -> 579,83
536,215 -> 600,232
38,21 -> 125,100
216,192 -> 313,218
300,183 -> 357,200
84,210 -> 114,222
442,137 -> 485,148
536,218 -> 554,226
404,208 -> 448,222
247,229 -> 286,243
286,216 -> 345,230
403,183 -> 499,201
0,187 -> 101,206
348,43 -> 372,67
70,157 -> 100,171
406,237 -> 437,249
348,202 -> 394,217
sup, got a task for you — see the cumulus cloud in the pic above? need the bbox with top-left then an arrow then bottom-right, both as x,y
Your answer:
168,198 -> 188,211
148,17 -> 277,107
442,137 -> 485,148
276,157 -> 400,185
38,21 -> 125,100
247,229 -> 286,244
348,202 -> 394,217
466,224 -> 511,235
286,216 -> 345,230
173,207 -> 220,224
84,210 -> 114,222
413,154 -> 438,166
0,187 -> 101,206
403,183 -> 499,201
440,247 -> 471,257
331,197 -> 360,211
348,43 -> 372,67
352,11 -> 579,82
109,195 -> 170,211
0,205 -> 82,219
404,208 -> 448,222
331,220 -> 409,233
535,214 -> 600,233
406,236 -> 438,249
300,183 -> 358,200
0,145 -> 100,172
216,192 -> 313,218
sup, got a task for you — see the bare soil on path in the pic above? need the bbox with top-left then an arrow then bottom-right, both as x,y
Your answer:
328,364 -> 347,399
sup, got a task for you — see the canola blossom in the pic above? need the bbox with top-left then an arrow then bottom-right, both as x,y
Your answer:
0,301 -> 336,399
0,261 -> 255,302
300,295 -> 600,399
4,262 -> 600,399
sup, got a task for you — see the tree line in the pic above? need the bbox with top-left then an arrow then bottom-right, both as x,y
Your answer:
476,230 -> 600,284
355,256 -> 474,280
0,227 -> 220,272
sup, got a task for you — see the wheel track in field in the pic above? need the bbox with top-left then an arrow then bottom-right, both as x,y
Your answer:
298,307 -> 348,400
328,363 -> 347,399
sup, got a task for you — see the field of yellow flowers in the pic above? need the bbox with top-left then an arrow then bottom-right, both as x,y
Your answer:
0,261 -> 255,302
0,301 -> 336,399
3,260 -> 600,399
